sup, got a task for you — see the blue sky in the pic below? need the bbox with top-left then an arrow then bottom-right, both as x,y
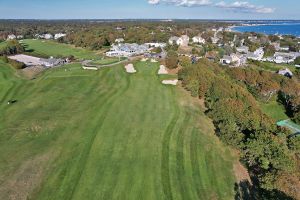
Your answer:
0,0 -> 299,19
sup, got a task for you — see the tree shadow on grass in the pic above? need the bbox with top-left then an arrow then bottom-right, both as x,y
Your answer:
234,180 -> 295,200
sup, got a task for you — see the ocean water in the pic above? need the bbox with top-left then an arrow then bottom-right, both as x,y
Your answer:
233,23 -> 300,37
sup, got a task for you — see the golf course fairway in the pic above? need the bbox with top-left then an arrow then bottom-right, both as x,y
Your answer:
0,61 -> 236,200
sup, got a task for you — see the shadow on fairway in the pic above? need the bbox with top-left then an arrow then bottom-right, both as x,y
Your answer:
234,180 -> 294,200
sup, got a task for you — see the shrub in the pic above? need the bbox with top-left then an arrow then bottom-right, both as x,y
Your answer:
165,50 -> 178,69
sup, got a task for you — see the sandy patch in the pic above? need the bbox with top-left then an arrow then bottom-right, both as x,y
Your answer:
82,66 -> 98,71
162,79 -> 178,85
158,65 -> 168,75
141,58 -> 148,62
124,64 -> 136,73
151,59 -> 158,63
233,162 -> 252,184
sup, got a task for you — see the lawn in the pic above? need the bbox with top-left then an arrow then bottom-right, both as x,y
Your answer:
21,39 -> 100,60
0,61 -> 236,200
0,41 -> 7,49
250,61 -> 297,73
260,100 -> 289,122
89,57 -> 126,65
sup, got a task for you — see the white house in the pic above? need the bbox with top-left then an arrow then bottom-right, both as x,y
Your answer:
278,68 -> 293,77
211,36 -> 219,44
177,35 -> 190,46
236,46 -> 249,54
192,36 -> 205,44
35,34 -> 53,40
246,47 -> 264,61
17,35 -> 24,39
169,35 -> 189,46
54,33 -> 66,40
44,34 -> 53,40
220,53 -> 246,67
115,38 -> 125,43
248,36 -> 258,43
145,42 -> 167,48
169,36 -> 179,45
7,34 -> 16,40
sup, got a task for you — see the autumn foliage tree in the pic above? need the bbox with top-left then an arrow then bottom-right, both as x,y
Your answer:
179,59 -> 299,199
165,50 -> 179,69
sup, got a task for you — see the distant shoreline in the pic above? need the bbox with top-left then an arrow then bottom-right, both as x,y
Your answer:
229,22 -> 300,37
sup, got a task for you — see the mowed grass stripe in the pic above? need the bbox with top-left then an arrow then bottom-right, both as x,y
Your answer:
174,114 -> 192,200
161,89 -> 180,200
35,67 -> 130,200
0,60 -> 236,200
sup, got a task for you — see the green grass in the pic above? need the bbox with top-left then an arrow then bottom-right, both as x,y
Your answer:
89,57 -> 126,65
250,61 -> 297,73
0,41 -> 7,49
21,39 -> 100,60
260,100 -> 289,122
0,61 -> 236,200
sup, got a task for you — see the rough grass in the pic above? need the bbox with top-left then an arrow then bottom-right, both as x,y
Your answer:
0,61 -> 236,200
0,41 -> 7,49
260,100 -> 289,122
250,61 -> 296,73
21,39 -> 99,59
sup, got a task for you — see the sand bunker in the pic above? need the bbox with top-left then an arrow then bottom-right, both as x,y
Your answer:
141,58 -> 148,62
151,59 -> 158,63
125,64 -> 136,73
158,65 -> 168,75
82,66 -> 98,70
162,80 -> 178,86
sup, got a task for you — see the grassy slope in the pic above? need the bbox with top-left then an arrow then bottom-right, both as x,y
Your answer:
250,61 -> 297,73
0,61 -> 236,200
260,101 -> 289,122
0,41 -> 7,49
21,39 -> 99,60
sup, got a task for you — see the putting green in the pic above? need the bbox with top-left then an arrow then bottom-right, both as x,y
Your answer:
0,61 -> 236,200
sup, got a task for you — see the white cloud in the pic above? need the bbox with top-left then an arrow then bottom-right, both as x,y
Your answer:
148,0 -> 275,14
215,1 -> 275,14
148,0 -> 212,7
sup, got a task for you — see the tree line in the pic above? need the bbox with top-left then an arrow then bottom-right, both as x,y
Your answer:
179,59 -> 300,199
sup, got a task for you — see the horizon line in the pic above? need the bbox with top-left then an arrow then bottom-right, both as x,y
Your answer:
1,18 -> 300,21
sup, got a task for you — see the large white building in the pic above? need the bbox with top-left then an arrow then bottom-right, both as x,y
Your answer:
267,52 -> 297,64
106,43 -> 149,57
